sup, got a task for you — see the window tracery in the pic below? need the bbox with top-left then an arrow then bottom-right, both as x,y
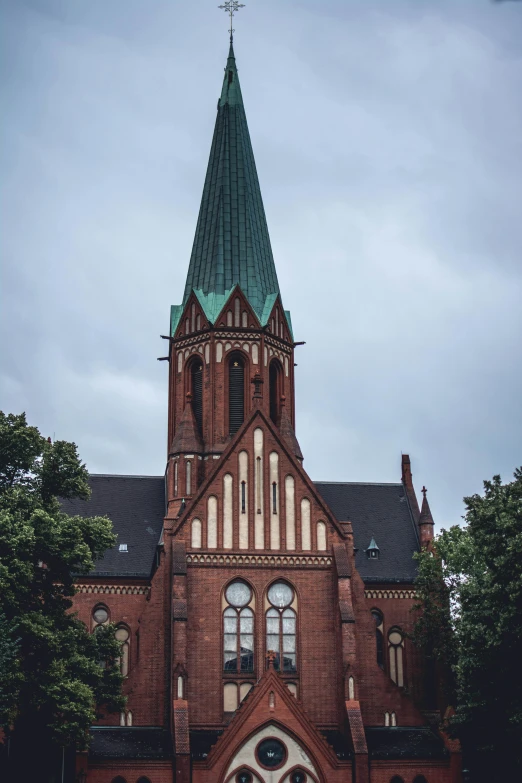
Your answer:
223,580 -> 254,673
371,609 -> 384,669
266,581 -> 297,672
388,628 -> 405,686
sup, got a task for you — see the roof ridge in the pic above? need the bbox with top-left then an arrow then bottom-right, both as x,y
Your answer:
314,481 -> 403,487
89,473 -> 164,479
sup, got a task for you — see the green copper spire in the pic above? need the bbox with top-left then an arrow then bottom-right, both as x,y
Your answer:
179,43 -> 280,327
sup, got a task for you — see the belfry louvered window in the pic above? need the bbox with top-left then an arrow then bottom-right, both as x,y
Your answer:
229,353 -> 245,435
191,359 -> 203,434
269,359 -> 282,425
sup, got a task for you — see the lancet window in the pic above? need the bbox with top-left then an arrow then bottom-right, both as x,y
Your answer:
223,580 -> 254,673
190,357 -> 203,434
229,352 -> 245,435
265,581 -> 297,672
269,358 -> 283,424
388,627 -> 405,686
115,625 -> 130,677
371,609 -> 384,669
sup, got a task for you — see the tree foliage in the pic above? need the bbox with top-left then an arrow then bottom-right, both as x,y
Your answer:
413,468 -> 522,780
0,412 -> 125,751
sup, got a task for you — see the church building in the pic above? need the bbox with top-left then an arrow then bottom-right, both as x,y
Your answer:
67,40 -> 462,783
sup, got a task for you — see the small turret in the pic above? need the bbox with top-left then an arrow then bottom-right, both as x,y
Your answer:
418,486 -> 435,547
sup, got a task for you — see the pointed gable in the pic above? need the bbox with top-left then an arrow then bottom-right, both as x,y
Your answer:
173,409 -> 345,553
194,662 -> 349,780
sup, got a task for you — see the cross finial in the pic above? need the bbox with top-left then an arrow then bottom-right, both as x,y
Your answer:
218,1 -> 245,43
422,486 -> 427,498
266,649 -> 277,669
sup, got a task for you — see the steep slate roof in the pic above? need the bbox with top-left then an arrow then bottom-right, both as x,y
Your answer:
365,727 -> 449,760
61,475 -> 165,578
315,482 -> 420,583
89,727 -> 172,759
64,475 -> 419,583
172,43 -> 281,332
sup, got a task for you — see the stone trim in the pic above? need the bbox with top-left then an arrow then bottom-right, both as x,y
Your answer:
76,584 -> 150,596
186,553 -> 332,568
365,589 -> 416,599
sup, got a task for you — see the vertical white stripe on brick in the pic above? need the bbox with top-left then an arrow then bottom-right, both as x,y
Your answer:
317,521 -> 327,551
269,451 -> 280,550
254,428 -> 264,549
285,475 -> 296,550
238,450 -> 249,549
191,519 -> 202,548
223,474 -> 233,549
301,498 -> 311,550
207,495 -> 217,549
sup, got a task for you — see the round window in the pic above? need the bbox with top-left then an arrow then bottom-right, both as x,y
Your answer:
115,627 -> 130,642
267,582 -> 293,608
256,737 -> 287,769
93,607 -> 108,624
225,581 -> 252,608
236,771 -> 253,783
291,771 -> 307,783
389,631 -> 403,645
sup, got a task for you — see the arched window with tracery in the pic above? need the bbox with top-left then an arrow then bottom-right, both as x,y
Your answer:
223,580 -> 254,673
371,609 -> 384,669
115,625 -> 130,677
269,358 -> 283,425
92,604 -> 109,630
266,581 -> 297,672
388,627 -> 405,686
190,357 -> 203,434
228,352 -> 245,435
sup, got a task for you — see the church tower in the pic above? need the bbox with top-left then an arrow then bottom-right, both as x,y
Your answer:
165,43 -> 300,515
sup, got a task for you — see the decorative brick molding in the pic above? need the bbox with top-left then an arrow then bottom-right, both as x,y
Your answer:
75,584 -> 150,596
186,553 -> 333,568
364,588 -> 417,600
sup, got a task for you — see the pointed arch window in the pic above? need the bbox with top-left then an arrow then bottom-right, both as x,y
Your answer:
223,580 -> 254,673
371,609 -> 384,669
190,358 -> 203,434
269,359 -> 283,425
229,352 -> 245,435
115,625 -> 130,677
388,628 -> 405,686
92,604 -> 109,630
266,581 -> 297,672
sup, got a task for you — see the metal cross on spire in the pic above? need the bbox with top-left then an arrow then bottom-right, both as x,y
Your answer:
218,1 -> 245,43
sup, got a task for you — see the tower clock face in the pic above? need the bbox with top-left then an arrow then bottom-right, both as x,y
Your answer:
236,772 -> 253,783
291,771 -> 307,783
256,737 -> 287,768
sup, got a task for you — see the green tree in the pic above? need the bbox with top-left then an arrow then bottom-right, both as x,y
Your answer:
414,468 -> 522,781
0,412 -> 125,762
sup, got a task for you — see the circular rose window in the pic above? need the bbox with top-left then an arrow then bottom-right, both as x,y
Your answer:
267,581 -> 293,608
225,581 -> 252,608
236,771 -> 253,783
291,771 -> 307,783
256,737 -> 287,769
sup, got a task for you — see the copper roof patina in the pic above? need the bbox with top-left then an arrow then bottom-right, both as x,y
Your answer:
172,43 -> 283,333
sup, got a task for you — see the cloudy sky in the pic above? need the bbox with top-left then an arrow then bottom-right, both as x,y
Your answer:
2,0 -> 521,530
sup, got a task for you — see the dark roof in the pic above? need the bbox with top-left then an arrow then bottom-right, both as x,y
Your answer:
61,475 -> 165,578
62,475 -> 419,582
365,727 -> 449,760
190,729 -> 223,761
321,730 -> 352,760
89,727 -> 172,759
314,482 -> 420,583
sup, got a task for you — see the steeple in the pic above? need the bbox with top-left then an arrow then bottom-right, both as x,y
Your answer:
418,486 -> 435,547
178,43 -> 281,327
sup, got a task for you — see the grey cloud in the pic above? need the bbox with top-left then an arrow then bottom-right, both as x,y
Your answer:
1,0 -> 521,530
